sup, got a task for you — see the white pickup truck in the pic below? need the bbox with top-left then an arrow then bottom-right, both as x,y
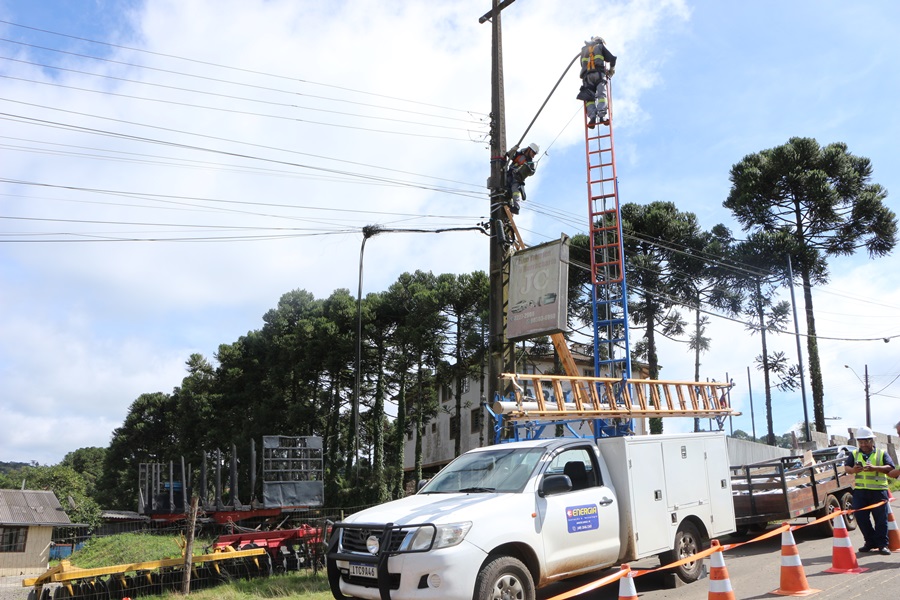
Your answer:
326,432 -> 735,600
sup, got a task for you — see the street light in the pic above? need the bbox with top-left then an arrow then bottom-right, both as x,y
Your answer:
844,364 -> 871,427
352,223 -> 488,482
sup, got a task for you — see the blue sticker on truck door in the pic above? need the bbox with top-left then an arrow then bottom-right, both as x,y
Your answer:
566,504 -> 599,532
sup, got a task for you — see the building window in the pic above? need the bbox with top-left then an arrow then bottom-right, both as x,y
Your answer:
407,431 -> 413,441
462,377 -> 470,394
0,527 -> 27,553
431,422 -> 437,434
470,408 -> 481,434
450,416 -> 459,440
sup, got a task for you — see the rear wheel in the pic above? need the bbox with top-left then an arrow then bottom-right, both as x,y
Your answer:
661,521 -> 704,583
841,491 -> 857,530
474,555 -> 534,600
817,495 -> 842,536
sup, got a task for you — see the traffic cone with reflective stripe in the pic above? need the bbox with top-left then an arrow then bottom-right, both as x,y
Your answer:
886,499 -> 900,552
773,525 -> 820,596
708,540 -> 735,600
825,511 -> 868,573
617,565 -> 638,600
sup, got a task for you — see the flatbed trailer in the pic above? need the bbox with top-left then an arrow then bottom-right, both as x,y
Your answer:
730,454 -> 855,535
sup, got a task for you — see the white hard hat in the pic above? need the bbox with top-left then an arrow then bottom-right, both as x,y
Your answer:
527,142 -> 540,154
855,426 -> 875,439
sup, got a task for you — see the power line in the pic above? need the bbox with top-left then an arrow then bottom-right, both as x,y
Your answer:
0,72 -> 487,143
0,22 -> 487,117
0,107 -> 487,197
0,55 -> 488,128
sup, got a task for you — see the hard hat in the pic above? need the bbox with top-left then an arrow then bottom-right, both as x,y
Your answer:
591,35 -> 605,45
855,426 -> 875,439
527,142 -> 540,154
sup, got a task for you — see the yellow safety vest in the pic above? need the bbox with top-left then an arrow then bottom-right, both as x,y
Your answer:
853,449 -> 889,490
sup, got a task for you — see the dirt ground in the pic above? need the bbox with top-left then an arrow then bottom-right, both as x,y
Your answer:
0,575 -> 52,600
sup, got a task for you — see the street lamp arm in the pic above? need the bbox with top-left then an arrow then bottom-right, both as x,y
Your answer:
844,364 -> 864,384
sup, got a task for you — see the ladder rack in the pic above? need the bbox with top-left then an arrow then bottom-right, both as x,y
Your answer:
495,372 -> 737,421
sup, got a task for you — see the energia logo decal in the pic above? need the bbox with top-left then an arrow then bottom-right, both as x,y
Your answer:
566,504 -> 599,532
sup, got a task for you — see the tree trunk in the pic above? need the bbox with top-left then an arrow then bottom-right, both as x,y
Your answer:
799,265 -> 826,432
372,338 -> 388,503
645,297 -> 662,434
454,314 -> 463,457
693,307 -> 701,433
414,356 -> 425,485
756,280 -> 775,445
393,363 -> 408,498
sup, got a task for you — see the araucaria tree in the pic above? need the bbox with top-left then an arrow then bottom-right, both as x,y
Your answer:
724,137 -> 897,432
622,202 -> 705,434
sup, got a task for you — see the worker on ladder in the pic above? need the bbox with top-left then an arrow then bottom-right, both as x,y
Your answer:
577,35 -> 617,128
505,142 -> 539,214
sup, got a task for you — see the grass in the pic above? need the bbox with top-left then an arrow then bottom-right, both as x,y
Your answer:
60,532 -> 333,599
66,532 -> 196,568
158,572 -> 333,599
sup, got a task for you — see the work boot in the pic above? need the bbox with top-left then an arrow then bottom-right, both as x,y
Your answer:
587,117 -> 596,129
600,117 -> 610,126
879,547 -> 892,555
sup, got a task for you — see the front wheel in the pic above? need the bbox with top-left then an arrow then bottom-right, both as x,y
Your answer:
660,521 -> 704,583
474,555 -> 534,600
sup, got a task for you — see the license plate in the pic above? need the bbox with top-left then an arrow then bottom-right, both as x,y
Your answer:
350,562 -> 377,578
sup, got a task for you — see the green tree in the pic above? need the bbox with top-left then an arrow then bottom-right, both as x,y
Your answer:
726,232 -> 795,445
60,447 -> 106,500
725,137 -> 897,432
622,202 -> 705,433
437,271 -> 489,457
95,392 -> 179,509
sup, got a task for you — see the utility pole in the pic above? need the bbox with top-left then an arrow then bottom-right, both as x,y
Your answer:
481,0 -> 516,428
864,363 -> 871,428
844,363 -> 872,428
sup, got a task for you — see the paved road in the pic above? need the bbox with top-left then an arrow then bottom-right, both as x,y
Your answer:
540,497 -> 900,600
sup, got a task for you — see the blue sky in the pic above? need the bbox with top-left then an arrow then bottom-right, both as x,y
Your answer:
1,0 -> 899,464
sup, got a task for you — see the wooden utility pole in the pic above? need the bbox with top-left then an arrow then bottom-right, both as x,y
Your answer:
182,496 -> 199,594
482,0 -> 516,426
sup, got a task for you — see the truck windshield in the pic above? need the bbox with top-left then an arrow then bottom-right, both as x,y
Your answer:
419,447 -> 545,494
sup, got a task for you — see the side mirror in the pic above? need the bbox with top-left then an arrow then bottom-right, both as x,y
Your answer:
416,479 -> 430,492
539,474 -> 572,497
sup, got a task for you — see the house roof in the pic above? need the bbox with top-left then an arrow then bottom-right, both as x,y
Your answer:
101,510 -> 150,522
0,489 -> 72,526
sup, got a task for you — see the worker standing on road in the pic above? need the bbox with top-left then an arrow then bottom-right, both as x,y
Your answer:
577,35 -> 617,128
844,426 -> 894,555
506,142 -> 539,214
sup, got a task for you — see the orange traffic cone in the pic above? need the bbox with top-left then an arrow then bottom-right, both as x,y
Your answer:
618,565 -> 638,600
825,512 -> 868,573
773,525 -> 820,596
708,540 -> 735,600
886,500 -> 900,552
